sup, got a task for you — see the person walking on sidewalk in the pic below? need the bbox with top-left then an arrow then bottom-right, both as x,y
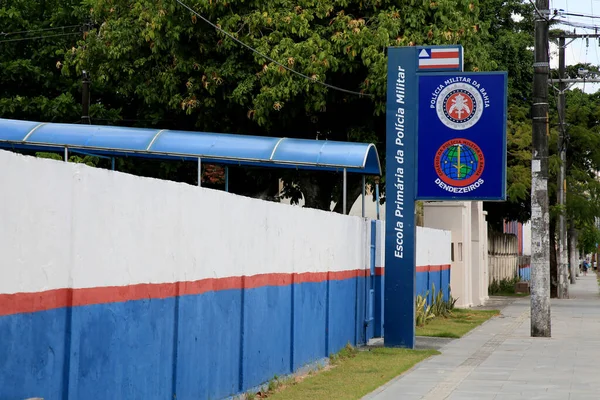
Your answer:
583,259 -> 590,276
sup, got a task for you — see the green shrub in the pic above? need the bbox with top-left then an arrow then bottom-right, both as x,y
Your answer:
429,283 -> 457,318
416,285 -> 458,327
488,276 -> 520,295
415,292 -> 435,326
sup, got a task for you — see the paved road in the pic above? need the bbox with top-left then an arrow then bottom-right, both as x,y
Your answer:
363,274 -> 600,400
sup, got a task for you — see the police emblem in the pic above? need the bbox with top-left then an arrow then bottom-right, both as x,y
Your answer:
434,139 -> 485,191
436,83 -> 484,130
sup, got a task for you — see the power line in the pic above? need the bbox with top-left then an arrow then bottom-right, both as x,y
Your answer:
555,18 -> 600,31
0,31 -> 81,44
555,10 -> 600,20
175,0 -> 373,98
0,24 -> 82,37
529,0 -> 550,21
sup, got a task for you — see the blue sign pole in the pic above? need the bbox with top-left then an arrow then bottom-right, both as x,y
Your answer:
384,48 -> 418,348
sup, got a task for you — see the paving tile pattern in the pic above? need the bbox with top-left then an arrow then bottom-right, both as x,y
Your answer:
363,275 -> 600,400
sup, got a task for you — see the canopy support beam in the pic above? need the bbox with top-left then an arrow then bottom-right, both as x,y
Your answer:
197,157 -> 202,187
375,179 -> 381,220
343,168 -> 347,215
362,175 -> 366,218
225,166 -> 229,192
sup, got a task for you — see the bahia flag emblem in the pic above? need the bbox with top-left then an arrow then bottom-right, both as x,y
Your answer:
418,47 -> 463,71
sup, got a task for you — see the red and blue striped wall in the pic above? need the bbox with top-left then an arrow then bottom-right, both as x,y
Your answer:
372,225 -> 452,338
0,270 -> 373,400
0,149 -> 379,400
0,150 -> 452,399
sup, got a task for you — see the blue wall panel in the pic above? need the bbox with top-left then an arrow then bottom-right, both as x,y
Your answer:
442,269 -> 451,301
374,275 -> 384,338
519,267 -> 531,282
292,282 -> 327,371
429,271 -> 441,299
0,275 -> 368,400
0,308 -> 68,400
175,290 -> 243,399
328,279 -> 360,353
416,270 -> 451,304
416,272 -> 428,299
243,285 -> 293,389
68,299 -> 176,399
354,276 -> 367,345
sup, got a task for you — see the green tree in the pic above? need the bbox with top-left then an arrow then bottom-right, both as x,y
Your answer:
480,0 -> 534,229
63,0 -> 493,210
0,0 -> 87,121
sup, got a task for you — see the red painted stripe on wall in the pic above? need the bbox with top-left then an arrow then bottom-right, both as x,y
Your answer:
417,265 -> 451,273
0,269 -> 369,317
374,265 -> 451,275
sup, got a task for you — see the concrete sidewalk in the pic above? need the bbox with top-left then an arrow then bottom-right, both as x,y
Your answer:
363,274 -> 600,400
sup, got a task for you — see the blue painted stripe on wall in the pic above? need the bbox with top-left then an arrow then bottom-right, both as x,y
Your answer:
0,278 -> 366,400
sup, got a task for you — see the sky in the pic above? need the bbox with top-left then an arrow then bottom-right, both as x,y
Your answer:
549,0 -> 600,92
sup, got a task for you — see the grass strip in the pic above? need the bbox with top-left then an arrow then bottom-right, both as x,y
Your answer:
416,308 -> 500,338
258,345 -> 438,400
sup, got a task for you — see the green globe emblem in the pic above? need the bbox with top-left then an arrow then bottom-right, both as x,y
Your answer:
440,144 -> 479,181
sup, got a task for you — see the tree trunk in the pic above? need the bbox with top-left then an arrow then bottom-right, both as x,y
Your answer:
298,175 -> 334,211
549,218 -> 558,298
416,201 -> 424,227
332,174 -> 363,215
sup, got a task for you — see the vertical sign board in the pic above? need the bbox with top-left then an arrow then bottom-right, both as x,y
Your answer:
385,47 -> 418,348
386,46 -> 506,348
417,73 -> 508,200
384,45 -> 464,348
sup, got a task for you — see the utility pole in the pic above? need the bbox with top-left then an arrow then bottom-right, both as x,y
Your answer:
557,36 -> 569,298
531,0 -> 551,337
81,70 -> 91,125
547,32 -> 600,287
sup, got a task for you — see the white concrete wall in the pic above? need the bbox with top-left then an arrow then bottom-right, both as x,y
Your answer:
416,226 -> 452,266
0,150 -> 368,295
470,202 -> 489,305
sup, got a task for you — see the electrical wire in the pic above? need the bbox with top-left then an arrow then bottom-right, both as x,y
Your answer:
0,31 -> 81,44
529,0 -> 550,21
0,24 -> 81,36
175,0 -> 373,98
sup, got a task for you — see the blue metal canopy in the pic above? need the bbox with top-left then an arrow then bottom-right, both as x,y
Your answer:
0,118 -> 381,175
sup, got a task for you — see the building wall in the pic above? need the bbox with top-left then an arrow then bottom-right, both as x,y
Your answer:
0,150 -> 371,400
415,227 -> 452,300
0,150 -> 451,400
424,201 -> 474,307
471,202 -> 489,305
488,232 -> 519,284
502,220 -> 531,280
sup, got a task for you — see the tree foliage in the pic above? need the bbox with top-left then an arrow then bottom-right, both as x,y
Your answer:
480,0 -> 534,229
0,0 -> 88,121
59,0 -> 495,209
3,0 -> 600,233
